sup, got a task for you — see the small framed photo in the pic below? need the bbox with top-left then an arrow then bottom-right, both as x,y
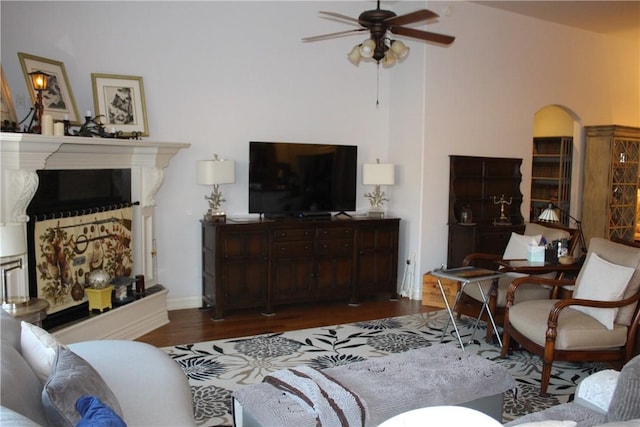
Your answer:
1,65 -> 18,126
91,73 -> 149,137
18,52 -> 81,125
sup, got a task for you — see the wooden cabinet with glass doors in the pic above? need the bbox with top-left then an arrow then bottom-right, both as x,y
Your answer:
582,125 -> 640,245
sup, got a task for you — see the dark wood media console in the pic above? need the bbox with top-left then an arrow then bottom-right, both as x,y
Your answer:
201,217 -> 400,319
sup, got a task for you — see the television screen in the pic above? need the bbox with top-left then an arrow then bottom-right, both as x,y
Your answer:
249,141 -> 357,217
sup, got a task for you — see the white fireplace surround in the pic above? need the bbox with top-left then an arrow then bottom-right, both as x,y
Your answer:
0,132 -> 189,343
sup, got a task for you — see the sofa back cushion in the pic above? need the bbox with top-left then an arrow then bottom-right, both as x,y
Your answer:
0,341 -> 49,426
0,309 -> 21,351
607,355 -> 640,422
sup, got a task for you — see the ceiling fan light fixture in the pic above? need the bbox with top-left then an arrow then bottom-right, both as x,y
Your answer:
347,45 -> 362,66
390,40 -> 409,59
382,50 -> 397,67
359,39 -> 376,58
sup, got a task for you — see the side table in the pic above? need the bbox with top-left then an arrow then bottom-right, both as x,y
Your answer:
429,267 -> 504,350
2,298 -> 49,326
497,259 -> 582,298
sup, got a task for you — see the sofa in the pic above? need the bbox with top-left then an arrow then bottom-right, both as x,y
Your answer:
505,354 -> 640,427
0,310 -> 196,426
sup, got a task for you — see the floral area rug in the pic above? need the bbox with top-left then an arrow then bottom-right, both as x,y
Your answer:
162,310 -> 607,426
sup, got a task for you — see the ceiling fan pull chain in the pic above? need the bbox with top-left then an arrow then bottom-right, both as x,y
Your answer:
376,62 -> 380,107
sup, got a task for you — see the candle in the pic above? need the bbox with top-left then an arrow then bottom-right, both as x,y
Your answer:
54,122 -> 65,136
41,114 -> 54,135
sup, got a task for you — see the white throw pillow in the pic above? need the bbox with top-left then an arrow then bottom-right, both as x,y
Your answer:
573,252 -> 634,330
503,232 -> 542,259
20,321 -> 65,384
574,369 -> 620,414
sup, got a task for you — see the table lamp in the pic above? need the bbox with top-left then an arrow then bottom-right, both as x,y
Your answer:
196,154 -> 235,222
363,159 -> 395,218
0,223 -> 28,309
538,203 -> 587,256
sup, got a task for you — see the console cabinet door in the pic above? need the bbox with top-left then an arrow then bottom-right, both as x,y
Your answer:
271,225 -> 354,304
219,228 -> 269,308
315,226 -> 354,298
204,223 -> 269,319
355,219 -> 399,302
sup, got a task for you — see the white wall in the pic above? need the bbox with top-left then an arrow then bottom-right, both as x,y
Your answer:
419,1 -> 639,278
1,1 -> 638,310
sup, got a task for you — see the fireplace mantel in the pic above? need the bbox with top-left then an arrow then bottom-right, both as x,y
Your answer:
0,132 -> 190,171
0,132 -> 190,342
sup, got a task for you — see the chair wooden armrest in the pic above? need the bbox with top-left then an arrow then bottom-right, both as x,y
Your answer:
505,276 -> 575,307
548,292 -> 640,324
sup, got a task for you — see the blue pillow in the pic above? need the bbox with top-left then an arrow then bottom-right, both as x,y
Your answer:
76,396 -> 126,427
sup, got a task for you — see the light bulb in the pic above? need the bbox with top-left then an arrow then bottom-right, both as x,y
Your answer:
359,39 -> 375,58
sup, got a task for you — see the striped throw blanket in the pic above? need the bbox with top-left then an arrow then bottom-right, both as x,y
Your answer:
263,366 -> 367,427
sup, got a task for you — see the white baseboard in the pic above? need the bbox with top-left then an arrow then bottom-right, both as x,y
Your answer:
53,288 -> 169,344
167,295 -> 202,311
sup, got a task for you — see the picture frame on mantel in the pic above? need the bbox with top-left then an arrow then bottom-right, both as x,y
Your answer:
91,73 -> 149,137
1,65 -> 18,126
18,52 -> 81,125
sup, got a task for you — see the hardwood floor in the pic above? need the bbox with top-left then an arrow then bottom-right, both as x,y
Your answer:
136,295 -> 438,347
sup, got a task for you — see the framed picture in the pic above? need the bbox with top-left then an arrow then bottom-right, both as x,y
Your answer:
91,73 -> 149,137
18,52 -> 81,125
1,65 -> 18,125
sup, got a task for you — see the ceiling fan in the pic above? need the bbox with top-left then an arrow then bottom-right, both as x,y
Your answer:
302,0 -> 455,66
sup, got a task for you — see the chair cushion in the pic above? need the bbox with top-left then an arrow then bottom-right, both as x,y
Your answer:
508,299 -> 628,350
577,238 -> 640,326
525,223 -> 571,245
572,252 -> 634,330
463,273 -> 551,308
504,233 -> 542,259
607,355 -> 640,422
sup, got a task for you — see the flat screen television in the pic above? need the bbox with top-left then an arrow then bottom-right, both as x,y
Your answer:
249,141 -> 357,218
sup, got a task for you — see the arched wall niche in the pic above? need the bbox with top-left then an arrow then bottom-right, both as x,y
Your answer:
531,105 -> 583,223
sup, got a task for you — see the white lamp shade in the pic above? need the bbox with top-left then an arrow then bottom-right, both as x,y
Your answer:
347,45 -> 362,66
390,40 -> 409,59
383,51 -> 397,67
196,159 -> 235,185
538,206 -> 560,222
0,223 -> 27,258
363,163 -> 395,185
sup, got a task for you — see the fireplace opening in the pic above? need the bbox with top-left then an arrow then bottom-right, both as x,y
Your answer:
27,169 -> 132,330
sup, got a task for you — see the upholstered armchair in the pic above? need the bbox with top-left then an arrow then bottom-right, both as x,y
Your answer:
458,222 -> 579,341
500,237 -> 640,396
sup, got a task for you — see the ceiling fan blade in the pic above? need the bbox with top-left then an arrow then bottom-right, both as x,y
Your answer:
391,26 -> 455,45
302,28 -> 366,42
319,11 -> 360,25
385,9 -> 439,26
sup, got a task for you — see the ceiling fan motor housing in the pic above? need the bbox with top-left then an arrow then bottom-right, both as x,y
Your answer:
359,9 -> 396,61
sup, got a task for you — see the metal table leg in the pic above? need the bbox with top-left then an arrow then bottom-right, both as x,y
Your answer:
470,280 -> 502,347
437,277 -> 466,350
